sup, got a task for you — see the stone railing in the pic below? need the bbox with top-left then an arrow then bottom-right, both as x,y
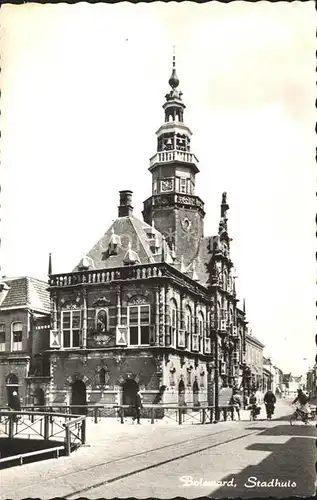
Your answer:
49,263 -> 168,288
149,150 -> 199,168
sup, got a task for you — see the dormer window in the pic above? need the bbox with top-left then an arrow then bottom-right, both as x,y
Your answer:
123,242 -> 140,266
78,255 -> 94,271
109,228 -> 121,256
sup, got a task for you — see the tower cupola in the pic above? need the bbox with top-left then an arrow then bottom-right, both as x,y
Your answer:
142,49 -> 205,268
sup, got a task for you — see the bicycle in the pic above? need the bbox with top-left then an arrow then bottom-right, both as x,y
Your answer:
249,404 -> 260,421
290,405 -> 316,426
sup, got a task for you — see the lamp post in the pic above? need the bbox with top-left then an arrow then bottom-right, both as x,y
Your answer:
266,357 -> 273,391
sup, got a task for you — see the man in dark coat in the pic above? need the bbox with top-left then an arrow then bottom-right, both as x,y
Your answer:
264,390 -> 276,418
230,389 -> 242,421
9,391 -> 21,422
132,390 -> 143,424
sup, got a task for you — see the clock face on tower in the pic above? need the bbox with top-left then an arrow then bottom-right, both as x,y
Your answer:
160,179 -> 174,192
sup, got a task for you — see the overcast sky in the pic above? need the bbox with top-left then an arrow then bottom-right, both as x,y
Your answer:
0,2 -> 315,374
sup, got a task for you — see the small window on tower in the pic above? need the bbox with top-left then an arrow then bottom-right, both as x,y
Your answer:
153,181 -> 157,195
180,178 -> 187,193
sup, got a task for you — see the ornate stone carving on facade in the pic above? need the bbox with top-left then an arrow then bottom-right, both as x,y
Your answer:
92,297 -> 111,308
65,373 -> 89,385
92,332 -> 112,347
169,362 -> 176,386
156,354 -> 164,378
60,293 -> 82,309
128,295 -> 148,305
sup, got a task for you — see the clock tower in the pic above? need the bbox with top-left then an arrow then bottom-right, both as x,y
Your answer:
142,52 -> 205,268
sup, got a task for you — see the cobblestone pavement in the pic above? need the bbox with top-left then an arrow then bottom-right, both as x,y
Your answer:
0,400 -> 316,499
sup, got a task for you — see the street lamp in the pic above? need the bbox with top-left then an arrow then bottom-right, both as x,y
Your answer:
266,357 -> 273,391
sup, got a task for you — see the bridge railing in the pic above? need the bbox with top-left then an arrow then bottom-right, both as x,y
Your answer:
19,404 -> 237,425
0,410 -> 86,456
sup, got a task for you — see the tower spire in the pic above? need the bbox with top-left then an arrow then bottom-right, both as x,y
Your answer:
168,46 -> 179,90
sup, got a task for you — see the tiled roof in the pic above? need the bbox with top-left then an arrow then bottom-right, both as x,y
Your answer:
170,236 -> 213,287
73,215 -> 173,271
0,277 -> 50,312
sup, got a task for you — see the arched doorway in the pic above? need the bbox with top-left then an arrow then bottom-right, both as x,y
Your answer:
178,379 -> 185,407
71,380 -> 87,415
6,373 -> 20,409
193,379 -> 200,406
34,387 -> 45,407
122,379 -> 138,416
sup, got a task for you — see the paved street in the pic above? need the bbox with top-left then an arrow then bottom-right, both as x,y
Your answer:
0,400 -> 316,499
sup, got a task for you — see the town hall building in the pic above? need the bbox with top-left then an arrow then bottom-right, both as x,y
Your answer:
43,55 -> 248,411
0,55 -> 249,412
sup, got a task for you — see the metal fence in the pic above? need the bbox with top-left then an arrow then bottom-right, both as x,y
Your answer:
0,410 -> 86,457
19,404 -> 237,425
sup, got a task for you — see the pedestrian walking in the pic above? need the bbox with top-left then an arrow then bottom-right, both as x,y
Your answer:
9,391 -> 21,422
230,389 -> 242,421
132,390 -> 143,424
264,389 -> 276,419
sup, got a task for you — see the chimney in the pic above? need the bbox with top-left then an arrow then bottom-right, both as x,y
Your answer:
118,190 -> 133,217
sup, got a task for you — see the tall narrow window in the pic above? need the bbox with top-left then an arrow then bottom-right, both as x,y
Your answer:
198,311 -> 204,352
12,322 -> 22,351
128,305 -> 150,346
180,178 -> 187,193
62,310 -> 81,348
170,299 -> 177,348
185,305 -> 192,350
99,368 -> 106,385
0,324 -> 5,351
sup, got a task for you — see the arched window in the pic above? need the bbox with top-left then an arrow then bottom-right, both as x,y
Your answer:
223,271 -> 228,291
229,307 -> 234,327
96,309 -> 108,333
198,311 -> 204,336
193,379 -> 199,406
11,322 -> 22,351
198,311 -> 204,352
185,305 -> 192,350
170,299 -> 177,347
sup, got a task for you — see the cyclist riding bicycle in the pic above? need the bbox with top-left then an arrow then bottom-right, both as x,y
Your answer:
248,391 -> 260,419
264,390 -> 276,419
292,389 -> 311,421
